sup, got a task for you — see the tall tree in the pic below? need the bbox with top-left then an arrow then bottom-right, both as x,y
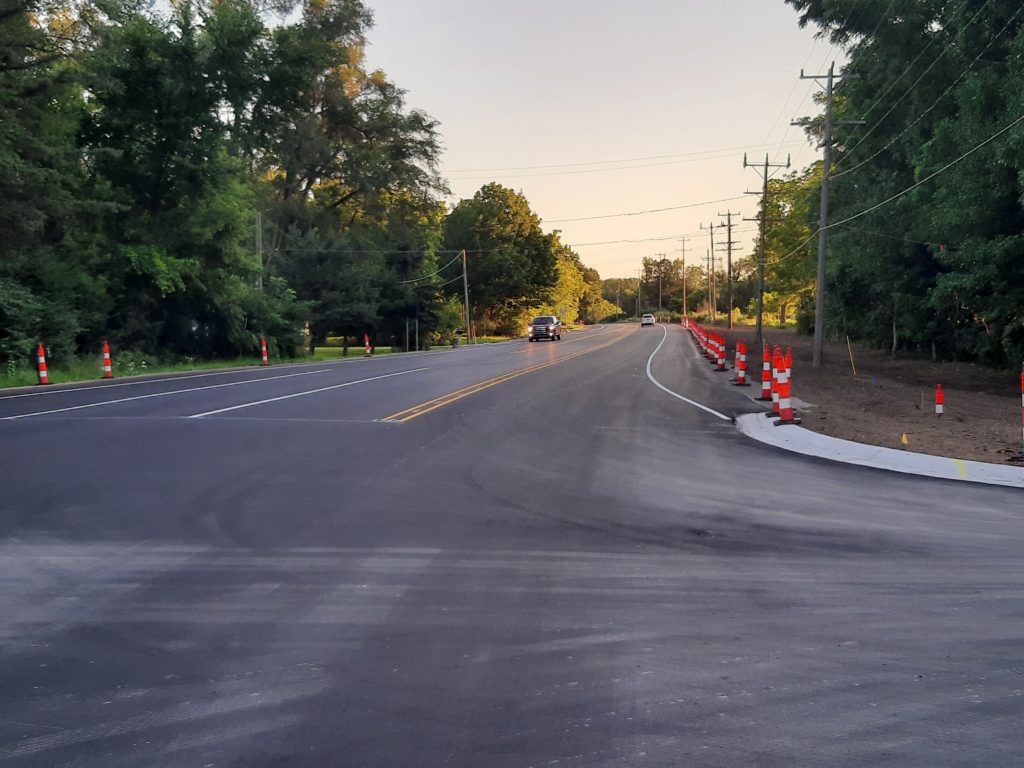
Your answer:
785,0 -> 1024,364
443,183 -> 559,333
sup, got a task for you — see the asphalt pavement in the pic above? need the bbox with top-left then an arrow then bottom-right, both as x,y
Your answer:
1,323 -> 1021,767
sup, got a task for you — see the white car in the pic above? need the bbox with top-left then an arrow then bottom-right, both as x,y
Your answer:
641,314 -> 655,327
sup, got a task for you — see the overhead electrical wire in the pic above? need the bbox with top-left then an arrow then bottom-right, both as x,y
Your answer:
570,227 -> 758,249
854,0 -> 973,124
397,252 -> 463,284
768,112 -> 1023,265
446,147 -> 803,181
545,195 -> 748,224
835,0 -> 995,168
444,141 -> 805,174
833,0 -> 1018,178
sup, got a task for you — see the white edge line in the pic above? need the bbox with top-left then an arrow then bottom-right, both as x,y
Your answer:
0,365 -> 333,401
0,343 -> 488,402
187,368 -> 430,418
645,324 -> 730,421
4,369 -> 332,420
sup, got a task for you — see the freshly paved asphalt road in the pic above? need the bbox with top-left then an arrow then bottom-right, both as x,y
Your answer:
1,324 -> 1021,767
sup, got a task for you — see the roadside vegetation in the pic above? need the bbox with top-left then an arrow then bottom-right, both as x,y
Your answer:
4,0 -> 1021,384
0,0 -> 619,386
604,1 -> 1024,368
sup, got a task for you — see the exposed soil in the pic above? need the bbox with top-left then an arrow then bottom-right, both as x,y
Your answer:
703,322 -> 1024,466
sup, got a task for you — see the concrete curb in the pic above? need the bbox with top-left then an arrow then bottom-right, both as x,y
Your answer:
735,412 -> 1024,489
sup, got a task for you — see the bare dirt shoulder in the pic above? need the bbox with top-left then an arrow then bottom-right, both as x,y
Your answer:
706,323 -> 1022,465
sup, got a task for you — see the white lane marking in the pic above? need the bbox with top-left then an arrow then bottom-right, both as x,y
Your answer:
3,369 -> 331,420
645,324 -> 730,421
0,345 -> 481,401
0,365 -> 336,401
186,368 -> 430,418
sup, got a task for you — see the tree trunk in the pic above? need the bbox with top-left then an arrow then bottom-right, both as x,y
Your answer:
891,301 -> 898,358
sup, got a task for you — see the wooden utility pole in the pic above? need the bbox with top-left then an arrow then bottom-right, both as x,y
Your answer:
700,222 -> 718,321
743,153 -> 791,347
716,211 -> 740,329
792,62 -> 863,367
461,249 -> 473,344
676,238 -> 688,318
654,253 -> 666,311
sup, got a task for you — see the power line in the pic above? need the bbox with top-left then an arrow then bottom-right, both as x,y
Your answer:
767,111 -> 1024,265
828,112 -> 1024,230
397,252 -> 463,283
435,273 -> 464,288
833,1 -> 1020,179
569,228 -> 757,249
446,147 -> 802,181
855,0 -> 972,123
444,141 -> 805,173
545,195 -> 748,224
836,0 -> 995,168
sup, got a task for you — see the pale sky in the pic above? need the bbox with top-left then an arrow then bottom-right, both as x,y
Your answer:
363,0 -> 846,278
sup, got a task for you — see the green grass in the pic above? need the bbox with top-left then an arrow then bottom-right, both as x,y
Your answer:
0,344 -> 469,389
0,354 -> 288,389
308,346 -> 400,359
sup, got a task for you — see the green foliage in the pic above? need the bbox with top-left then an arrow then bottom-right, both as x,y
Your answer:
0,0 -> 625,363
443,183 -> 559,333
786,0 -> 1024,365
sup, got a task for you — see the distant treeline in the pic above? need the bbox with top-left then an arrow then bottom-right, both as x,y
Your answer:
0,0 -> 618,369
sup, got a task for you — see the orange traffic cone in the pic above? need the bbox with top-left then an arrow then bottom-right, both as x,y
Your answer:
757,343 -> 772,401
364,333 -> 372,357
732,340 -> 750,386
774,346 -> 799,425
101,340 -> 113,379
767,346 -> 782,417
36,343 -> 50,385
260,337 -> 269,366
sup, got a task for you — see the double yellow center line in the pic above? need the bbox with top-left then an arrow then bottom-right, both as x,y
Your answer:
379,331 -> 630,423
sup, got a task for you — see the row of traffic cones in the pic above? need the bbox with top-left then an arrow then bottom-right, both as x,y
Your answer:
753,343 -> 798,425
31,331 -> 387,385
34,337 -> 277,385
35,340 -> 115,385
684,318 -> 800,426
688,320 -> 955,427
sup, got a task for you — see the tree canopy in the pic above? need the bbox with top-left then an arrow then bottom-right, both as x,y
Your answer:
781,0 -> 1024,365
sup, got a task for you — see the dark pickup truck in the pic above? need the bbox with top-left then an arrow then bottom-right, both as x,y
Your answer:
527,315 -> 562,342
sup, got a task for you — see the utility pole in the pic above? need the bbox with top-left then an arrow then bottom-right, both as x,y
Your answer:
461,249 -> 473,344
743,152 -> 791,347
700,222 -> 718,321
676,238 -> 688,318
704,249 -> 712,316
636,268 -> 642,317
654,253 -> 666,311
255,213 -> 263,290
793,62 -> 864,367
715,211 -> 740,329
